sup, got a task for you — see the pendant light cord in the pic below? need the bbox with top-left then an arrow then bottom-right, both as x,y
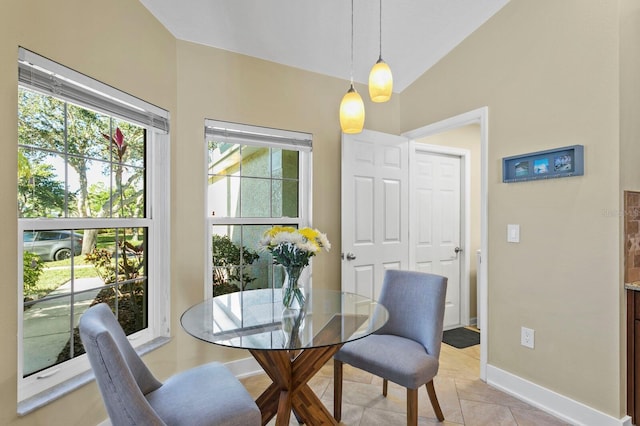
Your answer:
350,0 -> 355,85
378,0 -> 382,60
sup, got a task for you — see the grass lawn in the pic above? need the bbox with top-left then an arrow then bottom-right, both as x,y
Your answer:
26,231 -> 143,298
28,255 -> 100,297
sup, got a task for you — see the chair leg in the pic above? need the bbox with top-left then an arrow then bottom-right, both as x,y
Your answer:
425,380 -> 444,421
333,360 -> 343,422
407,388 -> 418,426
382,378 -> 388,396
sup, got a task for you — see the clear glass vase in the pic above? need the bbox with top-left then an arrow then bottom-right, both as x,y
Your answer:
282,265 -> 305,309
281,306 -> 306,349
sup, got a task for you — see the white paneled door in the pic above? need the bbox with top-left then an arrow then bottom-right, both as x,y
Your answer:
412,150 -> 462,328
341,130 -> 409,301
341,132 -> 464,329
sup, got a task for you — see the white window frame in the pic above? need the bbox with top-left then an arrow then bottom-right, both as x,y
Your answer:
17,49 -> 171,413
204,119 -> 313,297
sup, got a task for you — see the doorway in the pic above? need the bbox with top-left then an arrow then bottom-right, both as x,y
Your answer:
341,132 -> 467,329
411,147 -> 465,329
340,107 -> 488,379
412,130 -> 479,329
403,107 -> 488,380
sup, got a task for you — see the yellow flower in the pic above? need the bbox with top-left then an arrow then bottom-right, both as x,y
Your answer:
299,227 -> 320,250
266,226 -> 296,238
258,226 -> 330,268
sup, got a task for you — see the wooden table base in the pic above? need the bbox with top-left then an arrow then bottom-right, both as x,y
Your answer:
250,345 -> 342,426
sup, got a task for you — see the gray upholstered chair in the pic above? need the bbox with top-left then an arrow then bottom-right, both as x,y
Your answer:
333,270 -> 448,425
79,303 -> 260,426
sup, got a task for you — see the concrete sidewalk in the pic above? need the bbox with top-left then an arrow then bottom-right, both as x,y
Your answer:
22,277 -> 104,376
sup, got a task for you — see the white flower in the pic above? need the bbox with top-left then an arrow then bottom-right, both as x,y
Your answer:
316,232 -> 331,251
258,226 -> 331,268
296,241 -> 320,254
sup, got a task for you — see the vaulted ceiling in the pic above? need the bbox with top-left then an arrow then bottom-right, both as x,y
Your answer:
139,0 -> 509,93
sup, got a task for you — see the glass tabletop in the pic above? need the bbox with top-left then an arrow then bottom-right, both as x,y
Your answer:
180,288 -> 388,351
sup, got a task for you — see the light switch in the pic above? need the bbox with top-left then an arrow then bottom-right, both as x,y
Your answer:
507,224 -> 520,243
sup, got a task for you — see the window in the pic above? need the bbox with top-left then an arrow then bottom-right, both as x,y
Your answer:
17,48 -> 170,409
205,120 -> 312,297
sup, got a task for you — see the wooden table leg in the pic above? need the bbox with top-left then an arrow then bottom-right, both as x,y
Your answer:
250,345 -> 341,426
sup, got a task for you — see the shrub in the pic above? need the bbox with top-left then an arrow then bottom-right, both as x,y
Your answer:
23,252 -> 43,296
85,240 -> 146,330
212,235 -> 260,296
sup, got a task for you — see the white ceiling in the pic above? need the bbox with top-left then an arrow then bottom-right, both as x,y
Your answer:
139,0 -> 509,93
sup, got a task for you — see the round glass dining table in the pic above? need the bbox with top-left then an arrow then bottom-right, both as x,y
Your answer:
181,288 -> 388,426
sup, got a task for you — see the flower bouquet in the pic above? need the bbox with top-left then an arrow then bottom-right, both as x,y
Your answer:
259,226 -> 330,308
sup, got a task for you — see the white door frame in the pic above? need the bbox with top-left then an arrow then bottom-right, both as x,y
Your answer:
402,106 -> 489,381
409,143 -> 471,329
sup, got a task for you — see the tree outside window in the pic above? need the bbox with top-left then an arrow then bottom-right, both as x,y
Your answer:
18,87 -> 148,377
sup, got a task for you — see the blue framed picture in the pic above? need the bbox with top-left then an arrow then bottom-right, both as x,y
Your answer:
503,145 -> 584,183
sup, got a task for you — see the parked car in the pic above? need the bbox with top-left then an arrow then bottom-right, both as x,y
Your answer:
23,230 -> 83,261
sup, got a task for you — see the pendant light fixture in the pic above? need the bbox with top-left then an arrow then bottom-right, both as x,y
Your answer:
340,0 -> 365,134
368,0 -> 393,102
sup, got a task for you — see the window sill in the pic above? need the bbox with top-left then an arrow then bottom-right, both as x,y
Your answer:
17,336 -> 171,416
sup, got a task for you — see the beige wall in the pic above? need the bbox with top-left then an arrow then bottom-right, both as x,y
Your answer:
401,0 -> 623,417
1,0 -> 634,423
2,0 -> 177,424
1,1 -> 400,424
620,0 -> 640,192
417,125 -> 482,320
172,40 -> 401,364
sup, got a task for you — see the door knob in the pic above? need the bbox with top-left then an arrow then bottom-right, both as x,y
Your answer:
454,247 -> 463,254
346,252 -> 356,261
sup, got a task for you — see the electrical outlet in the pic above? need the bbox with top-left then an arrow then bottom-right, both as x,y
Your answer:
521,327 -> 535,349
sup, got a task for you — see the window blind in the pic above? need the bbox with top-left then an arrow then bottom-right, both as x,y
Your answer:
18,47 -> 169,134
205,119 -> 312,152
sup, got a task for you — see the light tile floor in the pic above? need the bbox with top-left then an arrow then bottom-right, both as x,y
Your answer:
240,342 -> 571,426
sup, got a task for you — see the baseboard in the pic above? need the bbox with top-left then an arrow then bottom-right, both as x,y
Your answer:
486,364 -> 632,426
224,355 -> 264,378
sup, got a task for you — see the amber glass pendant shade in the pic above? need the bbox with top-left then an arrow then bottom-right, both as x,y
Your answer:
369,57 -> 392,102
339,85 -> 365,134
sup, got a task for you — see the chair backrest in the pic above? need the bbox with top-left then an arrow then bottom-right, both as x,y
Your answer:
376,270 -> 448,358
79,303 -> 164,425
